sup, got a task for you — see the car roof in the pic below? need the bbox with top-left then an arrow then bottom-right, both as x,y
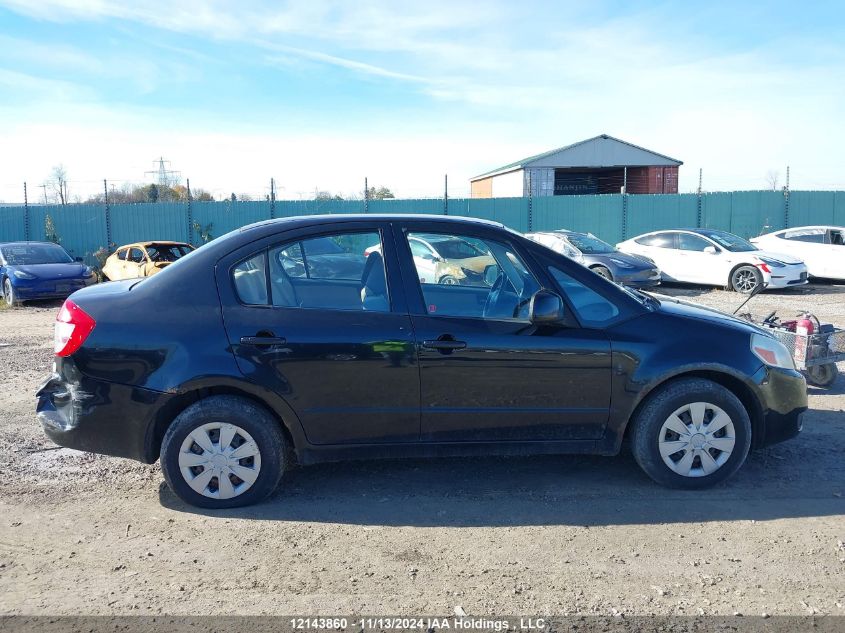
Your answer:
772,225 -> 844,232
118,241 -> 192,248
241,214 -> 505,233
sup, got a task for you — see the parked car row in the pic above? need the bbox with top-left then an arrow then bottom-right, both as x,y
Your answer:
526,225 -> 844,295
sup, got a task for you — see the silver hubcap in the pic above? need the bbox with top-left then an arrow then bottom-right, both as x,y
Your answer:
658,402 -> 736,477
178,422 -> 261,499
733,269 -> 758,292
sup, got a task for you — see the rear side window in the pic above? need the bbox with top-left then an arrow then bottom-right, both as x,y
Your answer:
232,231 -> 388,313
548,266 -> 620,327
232,252 -> 268,305
635,233 -> 676,248
781,229 -> 824,243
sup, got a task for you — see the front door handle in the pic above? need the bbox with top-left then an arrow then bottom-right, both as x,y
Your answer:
240,335 -> 287,347
422,338 -> 467,351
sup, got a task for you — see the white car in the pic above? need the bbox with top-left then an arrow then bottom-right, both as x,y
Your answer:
750,226 -> 845,280
617,228 -> 808,293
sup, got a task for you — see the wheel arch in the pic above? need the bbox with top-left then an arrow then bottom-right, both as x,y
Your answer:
727,261 -> 760,288
620,369 -> 765,451
144,382 -> 303,464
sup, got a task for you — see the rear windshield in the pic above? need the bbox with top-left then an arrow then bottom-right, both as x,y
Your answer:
147,244 -> 193,262
560,232 -> 615,254
0,243 -> 73,265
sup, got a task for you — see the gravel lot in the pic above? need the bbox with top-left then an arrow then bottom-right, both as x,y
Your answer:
0,283 -> 843,617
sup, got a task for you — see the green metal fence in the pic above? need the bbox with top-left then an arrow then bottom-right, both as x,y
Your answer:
0,190 -> 841,262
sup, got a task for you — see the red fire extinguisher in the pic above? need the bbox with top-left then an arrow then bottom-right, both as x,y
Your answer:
794,313 -> 814,365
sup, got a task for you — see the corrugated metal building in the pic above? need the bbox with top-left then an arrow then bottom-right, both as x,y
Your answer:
470,134 -> 682,198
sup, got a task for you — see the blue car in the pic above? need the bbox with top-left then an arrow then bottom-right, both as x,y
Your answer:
0,241 -> 97,306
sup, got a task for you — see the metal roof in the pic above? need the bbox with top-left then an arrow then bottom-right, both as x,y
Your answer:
471,134 -> 683,181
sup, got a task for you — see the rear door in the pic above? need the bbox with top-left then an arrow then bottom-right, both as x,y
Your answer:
216,221 -> 420,446
393,221 -> 612,443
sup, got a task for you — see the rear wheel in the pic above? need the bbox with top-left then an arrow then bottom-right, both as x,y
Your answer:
160,395 -> 287,508
730,265 -> 762,293
630,378 -> 752,489
592,266 -> 613,281
805,359 -> 839,388
3,278 -> 18,307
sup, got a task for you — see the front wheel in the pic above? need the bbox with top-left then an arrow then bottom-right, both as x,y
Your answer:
630,378 -> 752,489
3,278 -> 18,307
160,395 -> 287,508
730,265 -> 762,294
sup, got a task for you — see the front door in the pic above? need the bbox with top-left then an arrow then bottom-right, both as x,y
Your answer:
216,224 -> 420,446
395,224 -> 612,442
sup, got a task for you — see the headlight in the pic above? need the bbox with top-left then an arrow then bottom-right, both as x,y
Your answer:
13,270 -> 36,280
609,258 -> 634,269
751,333 -> 795,369
758,256 -> 785,268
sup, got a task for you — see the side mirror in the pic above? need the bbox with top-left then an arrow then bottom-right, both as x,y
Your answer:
529,290 -> 565,324
484,265 -> 500,286
704,246 -> 719,255
74,256 -> 84,262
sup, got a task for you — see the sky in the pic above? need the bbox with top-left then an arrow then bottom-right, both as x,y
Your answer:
1,0 -> 845,202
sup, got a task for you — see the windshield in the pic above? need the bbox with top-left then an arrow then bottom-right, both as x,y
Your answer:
0,243 -> 73,265
430,238 -> 485,259
697,230 -> 757,252
146,244 -> 193,262
559,232 -> 615,254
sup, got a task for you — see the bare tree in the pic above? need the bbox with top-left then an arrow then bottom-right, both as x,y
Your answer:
50,164 -> 69,206
764,170 -> 780,191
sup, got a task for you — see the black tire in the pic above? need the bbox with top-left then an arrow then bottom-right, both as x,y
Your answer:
629,378 -> 752,489
160,395 -> 287,509
592,266 -> 613,281
805,360 -> 839,388
3,278 -> 17,307
730,265 -> 762,294
438,275 -> 460,285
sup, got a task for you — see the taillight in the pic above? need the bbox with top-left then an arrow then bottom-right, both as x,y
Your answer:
54,299 -> 96,357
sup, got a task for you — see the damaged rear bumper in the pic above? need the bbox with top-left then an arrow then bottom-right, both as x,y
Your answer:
36,361 -> 173,463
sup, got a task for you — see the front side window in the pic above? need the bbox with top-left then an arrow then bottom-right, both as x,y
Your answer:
548,266 -> 620,327
407,231 -> 540,320
635,233 -> 676,248
232,230 -> 388,313
780,229 -> 825,244
678,233 -> 713,251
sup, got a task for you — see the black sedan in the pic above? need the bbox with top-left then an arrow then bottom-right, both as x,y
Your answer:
37,215 -> 807,508
526,230 -> 661,287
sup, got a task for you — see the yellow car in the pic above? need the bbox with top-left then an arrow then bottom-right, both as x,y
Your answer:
102,241 -> 194,281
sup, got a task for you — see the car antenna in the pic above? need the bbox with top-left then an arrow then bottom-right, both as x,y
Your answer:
732,281 -> 767,315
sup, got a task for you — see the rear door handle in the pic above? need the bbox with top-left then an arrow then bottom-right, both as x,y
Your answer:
240,335 -> 287,347
422,339 -> 467,351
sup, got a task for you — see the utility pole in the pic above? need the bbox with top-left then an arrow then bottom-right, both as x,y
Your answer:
23,182 -> 30,241
784,165 -> 791,228
270,178 -> 276,219
444,174 -> 448,215
145,157 -> 181,187
40,183 -> 48,205
697,168 -> 703,228
364,177 -> 368,213
186,178 -> 193,245
527,170 -> 533,232
103,179 -> 112,247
